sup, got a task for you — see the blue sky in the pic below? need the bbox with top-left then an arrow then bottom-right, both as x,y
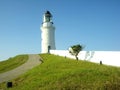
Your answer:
0,0 -> 120,60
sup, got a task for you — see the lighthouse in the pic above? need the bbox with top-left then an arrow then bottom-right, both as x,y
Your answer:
41,11 -> 56,53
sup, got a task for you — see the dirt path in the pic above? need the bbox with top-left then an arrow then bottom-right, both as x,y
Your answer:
0,54 -> 41,83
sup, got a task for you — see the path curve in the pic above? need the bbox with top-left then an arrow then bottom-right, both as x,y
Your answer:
0,54 -> 41,83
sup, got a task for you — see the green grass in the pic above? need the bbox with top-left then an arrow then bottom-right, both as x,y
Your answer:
0,54 -> 120,90
0,55 -> 28,73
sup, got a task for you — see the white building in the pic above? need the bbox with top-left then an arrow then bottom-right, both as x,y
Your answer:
40,11 -> 120,67
41,11 -> 56,53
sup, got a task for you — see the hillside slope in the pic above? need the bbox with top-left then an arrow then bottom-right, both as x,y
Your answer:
0,55 -> 28,73
0,54 -> 120,90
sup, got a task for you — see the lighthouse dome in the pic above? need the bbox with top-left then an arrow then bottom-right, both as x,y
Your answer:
45,11 -> 52,17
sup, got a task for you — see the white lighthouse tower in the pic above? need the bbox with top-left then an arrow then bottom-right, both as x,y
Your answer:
41,11 -> 56,53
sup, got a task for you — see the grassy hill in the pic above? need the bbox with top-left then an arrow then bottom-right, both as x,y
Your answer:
0,55 -> 28,73
0,54 -> 120,90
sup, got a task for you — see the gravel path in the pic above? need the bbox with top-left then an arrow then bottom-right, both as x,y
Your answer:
0,54 -> 41,83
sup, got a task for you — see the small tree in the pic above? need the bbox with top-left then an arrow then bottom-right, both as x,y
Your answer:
69,44 -> 83,60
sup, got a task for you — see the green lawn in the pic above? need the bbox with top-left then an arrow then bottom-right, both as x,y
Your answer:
0,54 -> 120,90
0,55 -> 28,73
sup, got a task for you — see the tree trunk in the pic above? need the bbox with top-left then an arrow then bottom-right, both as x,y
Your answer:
75,56 -> 78,60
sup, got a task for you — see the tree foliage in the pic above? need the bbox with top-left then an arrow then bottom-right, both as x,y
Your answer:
69,44 -> 83,60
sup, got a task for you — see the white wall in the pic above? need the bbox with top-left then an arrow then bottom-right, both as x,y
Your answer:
50,50 -> 120,67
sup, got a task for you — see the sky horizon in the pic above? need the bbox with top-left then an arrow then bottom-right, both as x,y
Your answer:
0,0 -> 120,61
